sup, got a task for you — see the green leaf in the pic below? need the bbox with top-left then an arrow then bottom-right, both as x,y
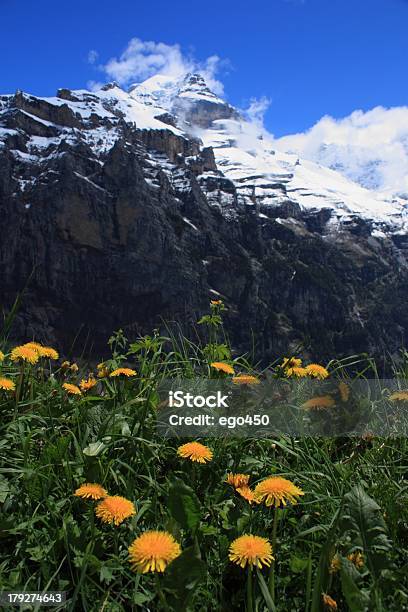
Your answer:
82,441 -> 107,456
237,514 -> 250,534
290,555 -> 310,573
340,557 -> 370,612
120,419 -> 131,436
168,479 -> 201,533
240,457 -> 265,471
0,475 -> 10,503
26,542 -> 54,562
99,565 -> 115,584
197,314 -> 222,327
341,485 -> 392,580
162,547 -> 206,611
203,343 -> 231,361
199,524 -> 219,537
256,569 -> 277,612
132,592 -> 151,606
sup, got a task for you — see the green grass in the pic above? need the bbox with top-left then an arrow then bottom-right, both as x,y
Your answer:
0,305 -> 407,611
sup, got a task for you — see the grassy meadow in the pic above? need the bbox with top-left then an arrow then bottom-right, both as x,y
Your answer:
0,301 -> 407,611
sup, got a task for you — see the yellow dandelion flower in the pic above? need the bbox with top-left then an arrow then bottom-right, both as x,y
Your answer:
285,366 -> 308,378
177,441 -> 213,463
254,476 -> 304,507
37,346 -> 59,360
302,395 -> 335,410
128,531 -> 181,573
23,342 -> 43,351
282,356 -> 302,369
79,376 -> 97,392
347,551 -> 364,568
232,374 -> 260,385
95,495 -> 136,526
97,362 -> 109,378
62,383 -> 82,396
10,345 -> 39,365
70,363 -> 79,373
339,381 -> 350,402
329,555 -> 341,574
322,594 -> 338,610
61,360 -> 71,370
229,534 -> 274,569
210,362 -> 235,374
226,473 -> 250,489
389,390 -> 408,402
0,350 -> 4,362
236,486 -> 256,504
0,377 -> 15,392
74,483 -> 107,500
109,368 -> 137,377
210,299 -> 223,305
305,364 -> 329,379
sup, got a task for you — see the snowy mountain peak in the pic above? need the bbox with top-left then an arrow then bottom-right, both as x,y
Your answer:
100,82 -> 122,92
128,73 -> 179,107
128,71 -> 225,110
177,73 -> 224,104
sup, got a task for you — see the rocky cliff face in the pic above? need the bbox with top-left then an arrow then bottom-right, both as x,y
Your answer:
0,74 -> 407,363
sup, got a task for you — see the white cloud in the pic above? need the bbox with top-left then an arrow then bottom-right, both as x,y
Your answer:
87,79 -> 105,92
92,37 -> 225,95
87,49 -> 99,65
274,106 -> 408,195
245,96 -> 271,128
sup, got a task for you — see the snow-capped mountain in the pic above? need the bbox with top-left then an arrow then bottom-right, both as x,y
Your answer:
0,73 -> 407,362
2,72 -> 406,233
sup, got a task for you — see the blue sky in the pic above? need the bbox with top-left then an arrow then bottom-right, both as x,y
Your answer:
1,0 -> 407,136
